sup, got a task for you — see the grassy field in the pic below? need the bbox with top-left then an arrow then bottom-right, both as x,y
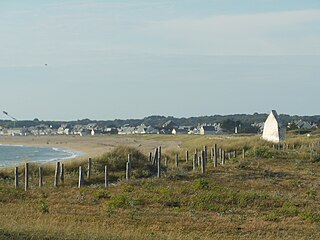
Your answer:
1,133 -> 320,239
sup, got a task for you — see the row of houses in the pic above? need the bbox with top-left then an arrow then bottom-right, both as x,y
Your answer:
0,119 -> 317,137
254,119 -> 318,133
0,122 -> 224,136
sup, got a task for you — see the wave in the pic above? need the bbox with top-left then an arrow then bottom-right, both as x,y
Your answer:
0,143 -> 25,147
0,145 -> 85,167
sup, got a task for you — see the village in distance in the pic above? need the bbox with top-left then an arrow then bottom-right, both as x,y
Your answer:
0,110 -> 319,140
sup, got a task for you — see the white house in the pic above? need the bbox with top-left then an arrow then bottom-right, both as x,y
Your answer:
262,110 -> 286,143
172,128 -> 188,135
200,126 -> 216,135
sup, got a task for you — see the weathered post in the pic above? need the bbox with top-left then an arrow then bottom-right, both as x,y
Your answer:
242,149 -> 245,159
164,157 -> 167,167
218,148 -> 222,161
149,152 -> 152,163
157,151 -> 161,178
213,144 -> 218,167
54,162 -> 60,187
210,147 -> 214,161
14,167 -> 19,189
39,167 -> 43,189
158,146 -> 162,162
126,154 -> 132,180
60,163 -> 65,184
78,166 -> 84,188
203,146 -> 207,164
234,151 -> 237,158
198,156 -> 201,167
193,153 -> 197,171
185,150 -> 189,163
228,152 -> 231,160
104,165 -> 109,188
153,148 -> 158,165
87,158 -> 92,180
175,153 -> 179,167
126,162 -> 131,180
201,151 -> 206,174
201,150 -> 206,166
194,149 -> 198,162
221,150 -> 225,165
25,163 -> 29,191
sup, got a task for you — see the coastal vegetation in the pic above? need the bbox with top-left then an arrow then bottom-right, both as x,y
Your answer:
0,133 -> 320,239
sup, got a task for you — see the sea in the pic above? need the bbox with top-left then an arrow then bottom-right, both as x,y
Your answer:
0,144 -> 82,167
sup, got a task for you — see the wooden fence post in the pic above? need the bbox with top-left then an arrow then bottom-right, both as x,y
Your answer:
157,153 -> 161,178
54,162 -> 60,187
104,165 -> 109,188
186,150 -> 189,163
193,153 -> 197,171
194,149 -> 198,162
149,152 -> 152,163
164,157 -> 167,167
126,162 -> 131,180
158,146 -> 162,162
221,150 -> 225,165
60,163 -> 65,184
87,158 -> 92,180
242,149 -> 245,159
210,147 -> 214,161
218,148 -> 222,161
153,148 -> 158,165
198,156 -> 201,167
25,163 -> 29,191
203,146 -> 207,165
213,144 -> 218,167
39,167 -> 43,189
175,153 -> 179,167
126,154 -> 132,180
14,167 -> 19,189
78,166 -> 84,188
201,151 -> 206,174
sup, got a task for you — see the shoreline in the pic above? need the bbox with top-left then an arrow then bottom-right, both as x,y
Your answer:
0,135 -> 181,159
0,144 -> 85,168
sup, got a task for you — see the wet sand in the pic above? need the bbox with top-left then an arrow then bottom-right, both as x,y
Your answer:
0,135 -> 181,160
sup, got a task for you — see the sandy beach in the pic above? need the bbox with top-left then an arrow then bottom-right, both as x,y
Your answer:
0,135 -> 182,160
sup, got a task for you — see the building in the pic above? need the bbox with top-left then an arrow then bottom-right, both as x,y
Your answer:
200,126 -> 216,135
262,110 -> 286,143
172,128 -> 188,135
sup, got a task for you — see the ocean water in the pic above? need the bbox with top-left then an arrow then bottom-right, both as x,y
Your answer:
0,144 -> 82,167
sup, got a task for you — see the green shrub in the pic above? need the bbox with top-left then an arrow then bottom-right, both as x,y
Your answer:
92,189 -> 110,202
262,210 -> 281,222
0,188 -> 26,203
299,211 -> 320,223
247,147 -> 274,158
307,189 -> 317,200
106,194 -> 129,209
39,199 -> 49,214
192,178 -> 210,190
105,194 -> 143,209
280,202 -> 299,216
95,146 -> 155,177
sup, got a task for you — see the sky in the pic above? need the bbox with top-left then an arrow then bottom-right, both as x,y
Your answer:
0,0 -> 319,120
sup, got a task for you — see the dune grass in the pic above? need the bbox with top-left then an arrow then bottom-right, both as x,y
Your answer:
0,134 -> 320,239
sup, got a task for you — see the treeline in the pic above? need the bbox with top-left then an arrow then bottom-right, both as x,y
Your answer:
0,113 -> 320,131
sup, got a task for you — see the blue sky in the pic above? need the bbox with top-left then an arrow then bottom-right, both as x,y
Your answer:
0,1 -> 319,120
